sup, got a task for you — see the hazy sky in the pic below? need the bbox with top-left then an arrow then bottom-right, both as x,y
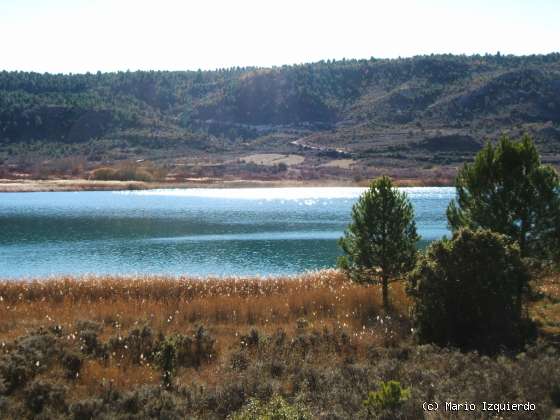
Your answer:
1,0 -> 559,73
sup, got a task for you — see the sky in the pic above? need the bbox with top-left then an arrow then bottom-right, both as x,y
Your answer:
1,0 -> 559,74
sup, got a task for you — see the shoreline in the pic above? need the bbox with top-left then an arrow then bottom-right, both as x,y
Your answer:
0,177 -> 454,192
0,270 -> 338,283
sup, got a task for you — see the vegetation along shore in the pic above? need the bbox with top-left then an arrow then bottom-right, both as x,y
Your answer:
0,270 -> 559,419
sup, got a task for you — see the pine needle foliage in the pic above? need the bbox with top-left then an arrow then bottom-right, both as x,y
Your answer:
338,176 -> 419,310
447,135 -> 560,261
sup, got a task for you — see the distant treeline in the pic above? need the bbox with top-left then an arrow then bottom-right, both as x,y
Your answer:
1,53 -> 560,145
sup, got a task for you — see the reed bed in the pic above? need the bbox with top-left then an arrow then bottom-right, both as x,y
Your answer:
0,270 -> 410,404
0,269 -> 409,345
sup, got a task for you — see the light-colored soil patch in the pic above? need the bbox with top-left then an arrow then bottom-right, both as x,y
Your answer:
241,154 -> 305,166
0,179 -> 150,192
321,159 -> 356,169
0,176 -> 453,192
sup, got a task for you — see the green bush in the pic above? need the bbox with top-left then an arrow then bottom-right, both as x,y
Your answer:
0,331 -> 59,393
154,336 -> 176,387
24,378 -> 67,414
407,228 -> 533,353
229,395 -> 311,420
363,380 -> 410,414
154,326 -> 215,386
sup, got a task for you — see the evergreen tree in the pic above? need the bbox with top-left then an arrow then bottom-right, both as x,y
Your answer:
338,176 -> 419,310
447,135 -> 560,260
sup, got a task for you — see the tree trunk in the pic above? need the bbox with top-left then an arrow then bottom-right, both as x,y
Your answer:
519,214 -> 529,257
382,275 -> 389,312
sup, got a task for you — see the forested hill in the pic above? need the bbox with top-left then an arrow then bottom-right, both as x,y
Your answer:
2,54 -> 560,182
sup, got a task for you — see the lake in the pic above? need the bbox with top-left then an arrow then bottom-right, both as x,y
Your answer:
0,187 -> 455,278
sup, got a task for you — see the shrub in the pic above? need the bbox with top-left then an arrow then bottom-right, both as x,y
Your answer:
90,167 -> 117,180
62,351 -> 82,379
0,353 -> 33,394
75,320 -> 102,332
114,166 -> 154,182
24,378 -> 67,414
80,330 -> 105,357
90,162 -> 167,182
338,176 -> 419,310
108,325 -> 156,364
76,321 -> 104,357
230,350 -> 250,371
269,360 -> 285,378
363,380 -> 411,414
69,398 -> 103,419
129,386 -> 184,418
154,326 -> 216,386
407,228 -> 532,353
240,328 -> 261,348
277,162 -> 288,172
154,337 -> 176,387
229,395 -> 312,420
296,318 -> 309,331
0,331 -> 59,393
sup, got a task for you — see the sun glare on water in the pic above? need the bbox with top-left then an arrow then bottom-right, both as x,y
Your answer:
117,187 -> 454,201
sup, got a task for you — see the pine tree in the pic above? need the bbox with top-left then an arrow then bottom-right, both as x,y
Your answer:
338,176 -> 419,310
447,135 -> 560,260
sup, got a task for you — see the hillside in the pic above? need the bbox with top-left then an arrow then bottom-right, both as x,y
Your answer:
1,54 -> 560,183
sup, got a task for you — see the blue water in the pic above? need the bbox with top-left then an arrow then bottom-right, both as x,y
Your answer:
0,187 -> 455,278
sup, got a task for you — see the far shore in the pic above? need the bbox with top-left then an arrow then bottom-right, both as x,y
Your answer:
0,177 -> 454,192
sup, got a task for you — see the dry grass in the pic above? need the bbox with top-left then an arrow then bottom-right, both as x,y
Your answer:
0,179 -> 151,192
1,268 -> 557,353
0,270 -> 408,344
531,271 -> 560,337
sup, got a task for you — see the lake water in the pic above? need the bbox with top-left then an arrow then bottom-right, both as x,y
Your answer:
0,187 -> 455,278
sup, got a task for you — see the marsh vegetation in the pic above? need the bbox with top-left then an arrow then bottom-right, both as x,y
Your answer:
0,270 -> 559,419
